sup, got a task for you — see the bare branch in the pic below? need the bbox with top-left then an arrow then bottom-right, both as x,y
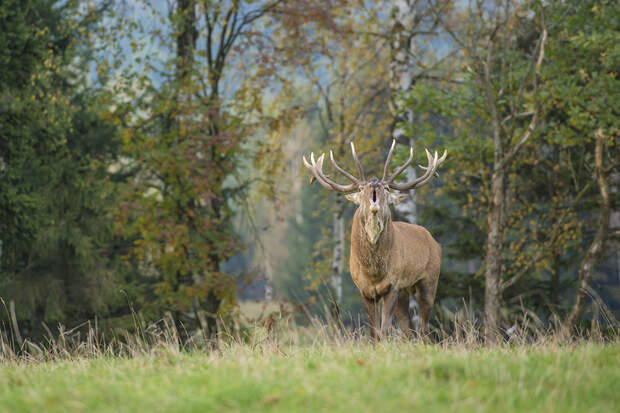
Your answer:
502,176 -> 592,291
500,28 -> 547,169
501,111 -> 535,126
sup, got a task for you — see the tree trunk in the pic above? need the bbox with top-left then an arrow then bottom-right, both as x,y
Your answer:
0,153 -> 3,264
549,256 -> 561,312
173,0 -> 221,342
481,33 -> 507,343
264,258 -> 274,301
609,172 -> 620,287
564,129 -> 611,330
390,1 -> 417,225
394,138 -> 418,224
484,168 -> 504,342
330,196 -> 345,311
176,0 -> 197,83
204,290 -> 221,343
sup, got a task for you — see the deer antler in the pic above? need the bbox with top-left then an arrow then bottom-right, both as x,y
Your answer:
382,139 -> 447,191
302,143 -> 365,193
350,142 -> 366,182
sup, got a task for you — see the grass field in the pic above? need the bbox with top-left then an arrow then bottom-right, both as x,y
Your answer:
1,339 -> 619,412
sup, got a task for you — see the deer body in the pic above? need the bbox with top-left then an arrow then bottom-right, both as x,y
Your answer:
350,214 -> 441,293
303,141 -> 446,338
348,195 -> 442,337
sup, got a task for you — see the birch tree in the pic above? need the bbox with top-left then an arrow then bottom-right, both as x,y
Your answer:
389,0 -> 452,225
390,0 -> 419,224
416,0 -> 548,341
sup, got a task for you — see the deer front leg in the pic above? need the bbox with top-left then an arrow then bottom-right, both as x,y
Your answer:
361,278 -> 392,300
361,295 -> 380,339
380,288 -> 399,337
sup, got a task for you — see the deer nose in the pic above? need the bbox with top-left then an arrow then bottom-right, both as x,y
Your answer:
370,203 -> 380,214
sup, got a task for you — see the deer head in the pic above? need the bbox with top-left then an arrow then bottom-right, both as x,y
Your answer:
302,140 -> 447,244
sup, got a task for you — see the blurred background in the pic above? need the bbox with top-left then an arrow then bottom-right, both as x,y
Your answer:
1,0 -> 618,343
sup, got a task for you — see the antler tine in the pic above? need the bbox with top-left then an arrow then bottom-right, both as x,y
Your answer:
304,153 -> 334,190
438,149 -> 448,163
302,152 -> 358,193
302,154 -> 317,184
387,148 -> 447,192
330,150 -> 361,185
412,150 -> 447,187
381,139 -> 397,181
418,164 -> 439,178
350,142 -> 366,181
387,145 -> 414,182
418,150 -> 447,177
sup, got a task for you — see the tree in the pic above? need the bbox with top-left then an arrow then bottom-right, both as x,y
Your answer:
442,1 -> 546,341
389,0 -> 451,225
107,0 -> 290,339
0,0 -> 70,273
400,0 -> 620,335
0,0 -> 127,340
400,0 -> 549,340
537,0 -> 619,329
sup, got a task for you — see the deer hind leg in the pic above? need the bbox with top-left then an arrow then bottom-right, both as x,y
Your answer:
416,276 -> 439,337
380,288 -> 399,337
394,290 -> 413,338
361,296 -> 381,340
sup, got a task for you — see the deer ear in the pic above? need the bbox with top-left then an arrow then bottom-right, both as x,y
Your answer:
388,192 -> 409,205
345,192 -> 362,204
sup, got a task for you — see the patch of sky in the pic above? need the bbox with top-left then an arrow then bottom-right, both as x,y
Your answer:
87,0 -> 172,90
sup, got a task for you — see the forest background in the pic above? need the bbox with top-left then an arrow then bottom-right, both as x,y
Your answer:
1,0 -> 618,345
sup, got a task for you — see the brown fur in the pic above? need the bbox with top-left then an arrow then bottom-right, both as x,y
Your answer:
347,183 -> 441,338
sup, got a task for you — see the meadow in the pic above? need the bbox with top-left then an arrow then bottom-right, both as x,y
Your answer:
1,321 -> 619,413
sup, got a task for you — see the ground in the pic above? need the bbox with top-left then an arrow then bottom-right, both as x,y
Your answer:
1,341 -> 618,412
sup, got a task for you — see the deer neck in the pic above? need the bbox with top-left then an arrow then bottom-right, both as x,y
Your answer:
352,209 -> 393,255
364,210 -> 387,245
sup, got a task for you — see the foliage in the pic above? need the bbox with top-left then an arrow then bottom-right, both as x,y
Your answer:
543,0 -> 619,326
1,0 -> 75,270
0,0 -> 129,339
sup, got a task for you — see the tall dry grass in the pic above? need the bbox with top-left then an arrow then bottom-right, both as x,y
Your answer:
1,295 -> 618,364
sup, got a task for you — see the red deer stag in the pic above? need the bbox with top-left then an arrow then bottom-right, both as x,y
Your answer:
302,140 -> 446,338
